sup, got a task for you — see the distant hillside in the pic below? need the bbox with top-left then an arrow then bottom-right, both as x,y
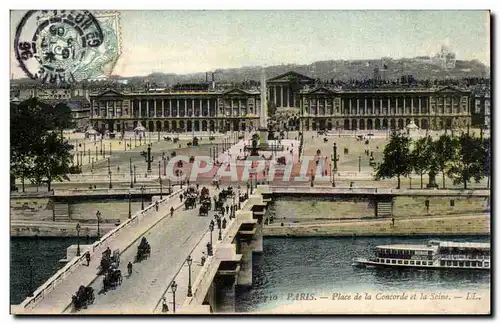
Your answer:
12,57 -> 490,87
128,57 -> 490,86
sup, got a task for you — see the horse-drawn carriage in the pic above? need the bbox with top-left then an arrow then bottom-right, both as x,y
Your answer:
277,156 -> 286,165
103,268 -> 122,291
199,187 -> 210,201
185,196 -> 197,209
72,285 -> 95,311
136,237 -> 151,262
369,156 -> 376,167
199,204 -> 209,216
213,197 -> 224,211
99,248 -> 120,275
219,189 -> 231,201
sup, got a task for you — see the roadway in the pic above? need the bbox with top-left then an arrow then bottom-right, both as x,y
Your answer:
77,195 -> 217,314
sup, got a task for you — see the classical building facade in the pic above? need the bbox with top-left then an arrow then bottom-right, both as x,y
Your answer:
89,88 -> 261,133
88,70 -> 472,133
266,71 -> 315,111
298,86 -> 472,131
472,94 -> 490,129
13,87 -> 91,129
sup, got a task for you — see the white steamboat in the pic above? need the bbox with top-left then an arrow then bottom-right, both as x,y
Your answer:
352,240 -> 490,270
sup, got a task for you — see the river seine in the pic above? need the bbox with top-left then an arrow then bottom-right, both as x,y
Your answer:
234,235 -> 490,312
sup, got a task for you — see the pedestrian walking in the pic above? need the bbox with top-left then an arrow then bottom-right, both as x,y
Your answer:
162,297 -> 169,312
180,194 -> 183,202
225,205 -> 229,214
85,251 -> 91,266
155,200 -> 159,211
170,206 -> 174,217
391,217 -> 395,226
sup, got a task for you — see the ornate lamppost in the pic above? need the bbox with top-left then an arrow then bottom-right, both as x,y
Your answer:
186,255 -> 193,297
140,185 -> 146,209
128,191 -> 132,219
76,223 -> 81,256
108,170 -> 113,189
171,281 -> 177,313
130,157 -> 134,188
208,220 -> 214,256
144,144 -> 154,173
96,211 -> 101,239
162,153 -> 167,176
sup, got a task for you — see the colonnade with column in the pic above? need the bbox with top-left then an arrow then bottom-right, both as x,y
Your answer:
268,84 -> 297,108
93,97 -> 261,119
130,98 -> 219,118
96,118 -> 259,133
301,115 -> 470,131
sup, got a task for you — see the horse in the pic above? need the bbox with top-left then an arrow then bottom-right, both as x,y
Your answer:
72,285 -> 95,311
103,269 -> 122,291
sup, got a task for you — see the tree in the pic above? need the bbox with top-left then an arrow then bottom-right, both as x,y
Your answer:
375,132 -> 412,189
410,136 -> 434,189
10,98 -> 74,191
30,132 -> 72,191
432,134 -> 457,189
447,132 -> 484,189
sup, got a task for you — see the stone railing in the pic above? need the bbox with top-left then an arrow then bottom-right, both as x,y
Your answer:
54,186 -> 171,197
18,188 -> 184,312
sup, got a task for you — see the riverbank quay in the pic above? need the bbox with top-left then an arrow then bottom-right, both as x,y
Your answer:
263,213 -> 490,237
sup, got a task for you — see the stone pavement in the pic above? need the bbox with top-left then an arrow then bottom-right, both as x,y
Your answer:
19,187 -> 186,314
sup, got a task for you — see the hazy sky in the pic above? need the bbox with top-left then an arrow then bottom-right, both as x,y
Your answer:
10,10 -> 490,78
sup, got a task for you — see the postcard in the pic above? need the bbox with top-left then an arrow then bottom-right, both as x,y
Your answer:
10,9 -> 491,315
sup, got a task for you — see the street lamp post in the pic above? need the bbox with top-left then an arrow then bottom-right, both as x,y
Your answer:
218,219 -> 222,240
130,158 -> 134,188
208,220 -> 214,256
108,170 -> 113,189
128,192 -> 132,219
237,185 -> 241,209
133,165 -> 137,183
186,255 -> 193,297
76,223 -> 81,256
162,153 -> 167,176
140,185 -> 145,209
171,281 -> 177,313
160,176 -> 163,199
358,156 -> 361,173
96,211 -> 101,239
144,144 -> 154,173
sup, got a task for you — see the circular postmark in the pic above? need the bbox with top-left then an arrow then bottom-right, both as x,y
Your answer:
14,10 -> 104,84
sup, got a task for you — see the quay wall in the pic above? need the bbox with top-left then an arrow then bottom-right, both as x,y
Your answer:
263,213 -> 490,237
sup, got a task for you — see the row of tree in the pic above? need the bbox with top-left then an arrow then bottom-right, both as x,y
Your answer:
11,98 -> 75,191
375,131 -> 490,190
